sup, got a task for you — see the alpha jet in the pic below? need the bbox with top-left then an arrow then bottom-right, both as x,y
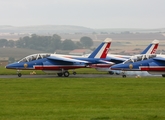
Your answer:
6,38 -> 113,77
110,53 -> 165,77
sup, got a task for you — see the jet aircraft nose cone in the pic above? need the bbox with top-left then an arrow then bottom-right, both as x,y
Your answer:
5,63 -> 13,69
5,62 -> 19,69
5,65 -> 9,69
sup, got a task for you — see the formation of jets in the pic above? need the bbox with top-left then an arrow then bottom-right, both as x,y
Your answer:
90,40 -> 159,74
6,38 -> 164,78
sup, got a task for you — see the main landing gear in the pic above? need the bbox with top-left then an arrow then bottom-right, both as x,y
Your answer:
57,71 -> 70,77
57,70 -> 77,77
122,75 -> 127,78
162,74 -> 165,77
63,71 -> 70,77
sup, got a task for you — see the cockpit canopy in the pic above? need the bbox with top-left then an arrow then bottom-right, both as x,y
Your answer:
18,53 -> 51,63
124,54 -> 156,64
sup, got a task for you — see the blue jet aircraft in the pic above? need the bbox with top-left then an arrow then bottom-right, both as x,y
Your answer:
6,38 -> 112,77
110,53 -> 165,77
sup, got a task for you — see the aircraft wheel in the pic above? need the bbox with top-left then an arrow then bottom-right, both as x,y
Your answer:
57,73 -> 63,77
162,74 -> 165,77
63,71 -> 70,77
122,75 -> 126,78
116,72 -> 120,75
18,73 -> 22,77
73,71 -> 76,75
108,71 -> 114,75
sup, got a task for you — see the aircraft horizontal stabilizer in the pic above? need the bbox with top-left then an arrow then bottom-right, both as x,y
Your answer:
152,39 -> 159,44
109,56 -> 127,62
153,57 -> 165,62
103,38 -> 112,43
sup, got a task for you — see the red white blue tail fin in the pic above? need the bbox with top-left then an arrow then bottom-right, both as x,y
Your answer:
88,38 -> 112,58
141,40 -> 159,54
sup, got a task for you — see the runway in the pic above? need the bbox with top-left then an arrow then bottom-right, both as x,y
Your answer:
0,74 -> 161,78
0,74 -> 118,78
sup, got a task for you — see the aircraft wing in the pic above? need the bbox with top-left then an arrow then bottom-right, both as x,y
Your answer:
107,56 -> 128,64
47,56 -> 90,63
153,57 -> 165,62
97,60 -> 115,65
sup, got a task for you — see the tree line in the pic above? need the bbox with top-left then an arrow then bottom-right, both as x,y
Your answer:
0,34 -> 93,52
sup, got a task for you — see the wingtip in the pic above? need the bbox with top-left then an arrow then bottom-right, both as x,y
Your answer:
103,38 -> 112,43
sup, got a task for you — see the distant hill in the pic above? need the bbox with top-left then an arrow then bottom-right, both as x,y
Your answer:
0,25 -> 165,34
0,25 -> 165,41
0,25 -> 94,33
96,33 -> 165,40
94,28 -> 165,33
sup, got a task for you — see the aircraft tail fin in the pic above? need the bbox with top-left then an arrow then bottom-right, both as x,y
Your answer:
88,38 -> 112,58
141,40 -> 159,54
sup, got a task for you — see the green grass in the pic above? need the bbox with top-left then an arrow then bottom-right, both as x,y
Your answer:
0,66 -> 46,75
0,78 -> 165,120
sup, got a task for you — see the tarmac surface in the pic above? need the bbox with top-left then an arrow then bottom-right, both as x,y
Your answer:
0,74 -> 161,78
0,74 -> 114,78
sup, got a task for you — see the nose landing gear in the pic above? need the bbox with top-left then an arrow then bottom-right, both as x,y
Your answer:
73,71 -> 76,75
17,70 -> 22,77
18,73 -> 22,77
122,75 -> 126,78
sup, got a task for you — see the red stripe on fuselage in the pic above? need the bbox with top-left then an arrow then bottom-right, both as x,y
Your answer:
140,66 -> 165,71
34,65 -> 86,70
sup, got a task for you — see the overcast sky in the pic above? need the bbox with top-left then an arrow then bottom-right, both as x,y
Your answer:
0,0 -> 165,28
